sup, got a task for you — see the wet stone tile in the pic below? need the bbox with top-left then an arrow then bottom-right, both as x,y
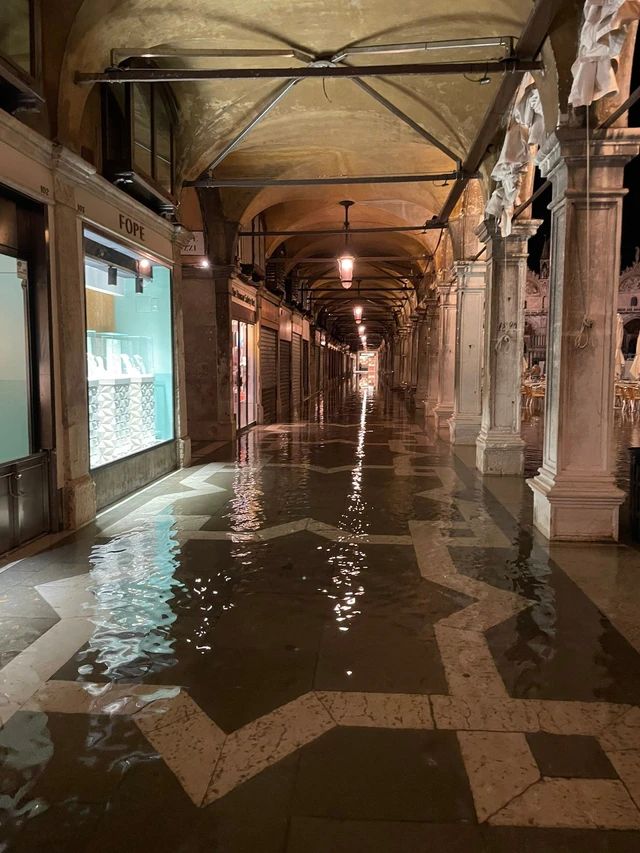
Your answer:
0,616 -> 58,667
526,733 -> 618,780
292,727 -> 477,823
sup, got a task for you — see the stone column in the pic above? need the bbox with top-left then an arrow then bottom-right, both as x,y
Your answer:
449,261 -> 486,444
425,300 -> 440,413
392,332 -> 402,387
400,327 -> 411,385
182,264 -> 236,442
529,128 -> 640,541
433,282 -> 457,431
414,307 -> 429,408
51,172 -> 96,528
475,219 -> 540,474
409,314 -> 419,388
171,229 -> 192,468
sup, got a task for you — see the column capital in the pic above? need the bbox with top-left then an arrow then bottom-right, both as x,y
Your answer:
536,127 -> 640,182
476,218 -> 542,247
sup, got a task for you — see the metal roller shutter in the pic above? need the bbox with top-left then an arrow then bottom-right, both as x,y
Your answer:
291,333 -> 302,416
303,339 -> 309,398
260,327 -> 277,425
279,339 -> 291,422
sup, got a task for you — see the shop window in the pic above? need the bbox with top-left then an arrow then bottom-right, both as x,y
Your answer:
83,229 -> 174,469
0,253 -> 30,463
632,297 -> 638,307
101,81 -> 176,212
0,0 -> 43,111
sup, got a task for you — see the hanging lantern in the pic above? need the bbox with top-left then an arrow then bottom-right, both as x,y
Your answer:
358,324 -> 365,335
353,304 -> 363,322
337,200 -> 355,289
337,253 -> 355,288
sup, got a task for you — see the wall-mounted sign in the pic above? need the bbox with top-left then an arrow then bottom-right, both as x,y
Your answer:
181,231 -> 205,255
232,285 -> 257,310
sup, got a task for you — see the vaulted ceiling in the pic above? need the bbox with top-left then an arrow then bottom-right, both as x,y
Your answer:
55,0 -> 575,347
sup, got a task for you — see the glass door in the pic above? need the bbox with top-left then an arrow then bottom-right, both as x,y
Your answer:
232,320 -> 256,431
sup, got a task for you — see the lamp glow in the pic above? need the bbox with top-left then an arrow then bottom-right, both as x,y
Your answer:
337,253 -> 354,289
358,324 -> 365,335
353,304 -> 363,322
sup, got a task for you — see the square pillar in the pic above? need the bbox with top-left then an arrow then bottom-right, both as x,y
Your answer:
433,282 -> 457,431
529,128 -> 640,541
182,264 -> 236,442
425,301 -> 440,413
52,179 -> 96,528
414,306 -> 429,408
449,261 -> 486,444
475,218 -> 541,474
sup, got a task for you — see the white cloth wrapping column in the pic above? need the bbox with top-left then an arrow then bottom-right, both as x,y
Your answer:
433,282 -> 457,431
475,218 -> 541,475
449,261 -> 486,444
529,128 -> 640,541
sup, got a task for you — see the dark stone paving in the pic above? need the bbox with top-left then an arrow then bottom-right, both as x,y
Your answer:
1,387 -> 640,851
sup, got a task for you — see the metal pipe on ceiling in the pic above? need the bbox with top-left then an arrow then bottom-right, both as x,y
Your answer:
438,0 -> 563,222
293,256 -> 428,262
331,35 -> 514,62
235,224 -> 443,236
207,78 -> 303,172
76,58 -> 542,84
187,170 -> 473,187
110,47 -> 315,66
349,77 -> 461,163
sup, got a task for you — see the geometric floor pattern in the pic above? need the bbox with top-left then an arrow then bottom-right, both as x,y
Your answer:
1,387 -> 640,850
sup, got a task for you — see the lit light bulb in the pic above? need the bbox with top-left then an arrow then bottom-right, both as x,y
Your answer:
353,304 -> 363,322
337,253 -> 354,288
358,324 -> 365,335
199,259 -> 210,269
138,258 -> 151,272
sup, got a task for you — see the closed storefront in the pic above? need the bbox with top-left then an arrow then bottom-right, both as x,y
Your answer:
260,327 -> 277,425
279,339 -> 291,422
291,332 -> 302,417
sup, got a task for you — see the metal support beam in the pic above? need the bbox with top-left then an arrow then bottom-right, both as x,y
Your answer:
332,36 -> 513,62
438,0 -> 563,222
76,58 -> 542,84
236,224 -> 444,236
350,78 -> 461,163
294,255 -> 428,262
207,79 -> 302,172
111,47 -> 315,66
187,170 -> 472,188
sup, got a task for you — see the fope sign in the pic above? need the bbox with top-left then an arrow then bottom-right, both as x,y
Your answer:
118,213 -> 146,242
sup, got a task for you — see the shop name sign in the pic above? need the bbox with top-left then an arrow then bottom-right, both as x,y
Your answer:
232,286 -> 256,309
118,213 -> 146,242
181,231 -> 205,256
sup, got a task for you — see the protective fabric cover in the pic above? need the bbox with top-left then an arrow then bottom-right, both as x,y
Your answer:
616,313 -> 626,378
485,73 -> 545,236
569,0 -> 640,108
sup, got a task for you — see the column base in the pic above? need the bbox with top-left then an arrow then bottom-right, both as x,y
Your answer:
528,468 -> 624,541
448,415 -> 481,445
177,437 -> 192,468
62,474 -> 96,529
475,431 -> 525,475
433,405 -> 453,432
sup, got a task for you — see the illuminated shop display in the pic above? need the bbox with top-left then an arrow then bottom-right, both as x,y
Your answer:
84,229 -> 174,469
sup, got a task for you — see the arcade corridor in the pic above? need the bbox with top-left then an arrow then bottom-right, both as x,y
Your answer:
1,384 -> 640,851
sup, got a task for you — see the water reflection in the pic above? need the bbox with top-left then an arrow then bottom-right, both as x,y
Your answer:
81,520 -> 182,680
322,386 -> 371,631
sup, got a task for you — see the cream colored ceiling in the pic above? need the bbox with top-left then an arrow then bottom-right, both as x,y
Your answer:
60,0 -> 566,340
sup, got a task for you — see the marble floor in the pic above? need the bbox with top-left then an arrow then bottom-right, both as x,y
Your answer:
2,383 -> 640,851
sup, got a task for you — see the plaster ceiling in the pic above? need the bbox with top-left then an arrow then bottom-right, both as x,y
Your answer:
60,0 -> 566,345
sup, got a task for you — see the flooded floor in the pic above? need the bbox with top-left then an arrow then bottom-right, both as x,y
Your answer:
1,384 -> 640,851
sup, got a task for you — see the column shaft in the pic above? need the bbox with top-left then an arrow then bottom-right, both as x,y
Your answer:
529,128 -> 640,540
449,261 -> 486,444
476,219 -> 540,474
433,284 -> 457,430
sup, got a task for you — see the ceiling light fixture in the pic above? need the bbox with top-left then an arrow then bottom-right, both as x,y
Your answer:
337,200 -> 355,289
358,324 -> 365,335
353,280 -> 363,321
